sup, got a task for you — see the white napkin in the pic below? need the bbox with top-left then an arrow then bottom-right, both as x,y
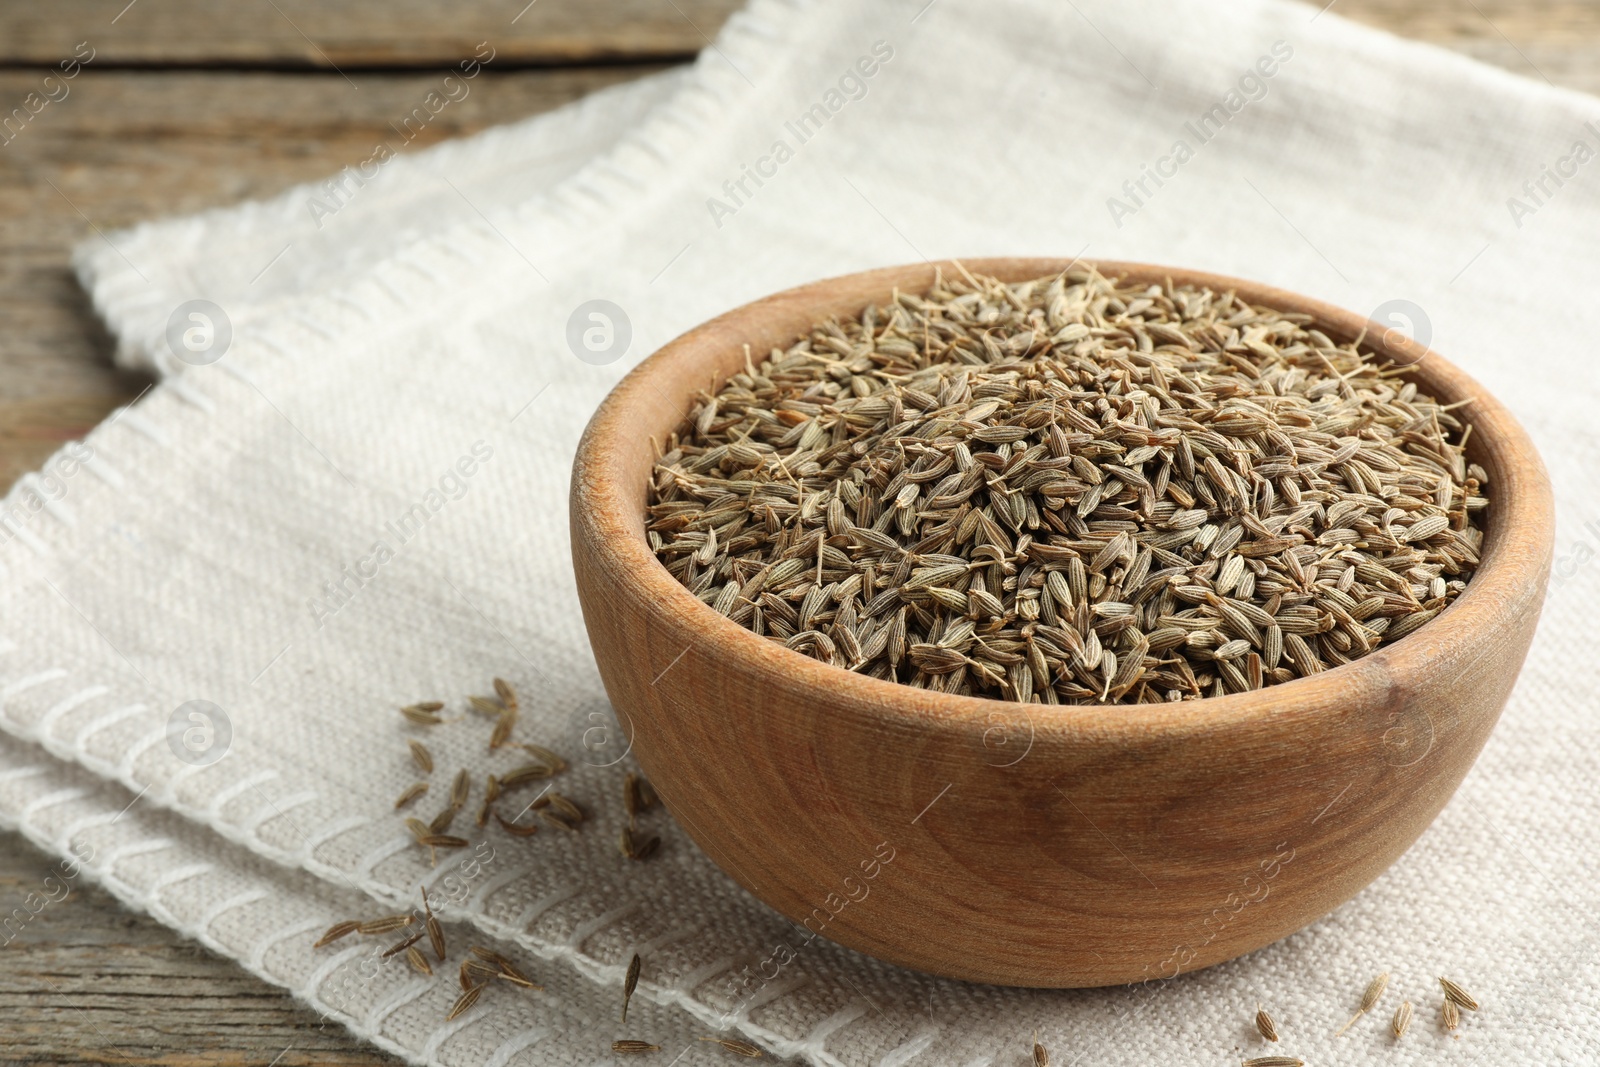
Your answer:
8,0 -> 1599,1063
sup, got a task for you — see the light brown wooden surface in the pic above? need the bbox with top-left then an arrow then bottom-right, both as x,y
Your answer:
0,0 -> 744,68
0,0 -> 1592,1059
570,258 -> 1554,987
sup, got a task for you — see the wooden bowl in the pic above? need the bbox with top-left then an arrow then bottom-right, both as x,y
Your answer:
569,259 -> 1553,988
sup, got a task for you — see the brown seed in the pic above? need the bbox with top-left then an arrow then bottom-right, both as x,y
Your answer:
403,817 -> 431,841
1392,1000 -> 1413,1038
461,958 -> 498,990
445,983 -> 483,1021
381,930 -> 425,958
546,793 -> 583,822
420,834 -> 469,848
1336,972 -> 1389,1035
394,782 -> 429,809
314,920 -> 360,947
495,811 -> 540,837
489,711 -> 514,750
612,1041 -> 659,1054
515,743 -> 567,772
421,887 -> 446,963
1441,997 -> 1460,1031
499,764 -> 555,789
622,952 -> 640,1023
429,807 -> 456,834
539,809 -> 578,832
1032,1030 -> 1048,1067
476,775 -> 500,828
406,946 -> 433,976
699,1037 -> 764,1057
357,915 -> 415,935
400,703 -> 444,725
1438,976 -> 1478,1011
450,769 -> 470,810
408,739 -> 433,775
493,677 -> 518,710
634,777 -> 658,809
1255,1005 -> 1278,1042
1241,1059 -> 1303,1067
623,772 -> 640,826
468,695 -> 503,718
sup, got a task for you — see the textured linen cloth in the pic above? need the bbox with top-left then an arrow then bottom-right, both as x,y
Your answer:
5,0 -> 1598,1063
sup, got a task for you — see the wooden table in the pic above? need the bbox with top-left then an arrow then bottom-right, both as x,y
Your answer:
0,2 -> 1593,1062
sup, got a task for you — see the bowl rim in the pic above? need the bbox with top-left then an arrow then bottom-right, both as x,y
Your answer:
572,257 -> 1553,739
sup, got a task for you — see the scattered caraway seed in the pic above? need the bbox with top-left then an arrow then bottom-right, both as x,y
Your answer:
1241,1058 -> 1303,1067
450,769 -> 470,810
401,702 -> 444,725
1439,976 -> 1479,1011
406,946 -> 433,976
1337,972 -> 1389,1035
700,1037 -> 764,1057
461,958 -> 498,990
624,773 -> 640,826
446,984 -> 483,1021
613,1041 -> 659,1054
1442,997 -> 1460,1031
539,808 -> 578,832
1032,1030 -> 1048,1067
470,946 -> 541,988
622,953 -> 641,1022
357,915 -> 415,935
547,793 -> 584,822
429,807 -> 456,834
620,826 -> 661,860
468,695 -> 503,718
500,764 -> 554,789
420,834 -> 468,849
1255,1005 -> 1279,1042
496,812 -> 540,838
516,743 -> 567,772
381,930 -> 425,958
494,677 -> 518,710
314,920 -> 360,947
403,817 -> 431,841
408,739 -> 433,774
1392,1000 -> 1413,1039
476,774 -> 499,828
647,267 -> 1488,706
422,887 -> 445,963
490,711 -> 514,749
394,782 -> 429,809
495,811 -> 540,837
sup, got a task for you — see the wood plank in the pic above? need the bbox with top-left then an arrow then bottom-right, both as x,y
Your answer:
0,829 -> 393,1065
0,65 -> 666,489
0,0 -> 742,68
1336,0 -> 1600,95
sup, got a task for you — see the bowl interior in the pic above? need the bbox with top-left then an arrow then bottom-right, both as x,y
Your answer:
580,257 -> 1546,735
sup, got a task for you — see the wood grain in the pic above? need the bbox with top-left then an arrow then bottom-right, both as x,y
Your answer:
570,258 -> 1553,987
0,1 -> 742,69
0,832 -> 386,1067
0,65 -> 664,489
